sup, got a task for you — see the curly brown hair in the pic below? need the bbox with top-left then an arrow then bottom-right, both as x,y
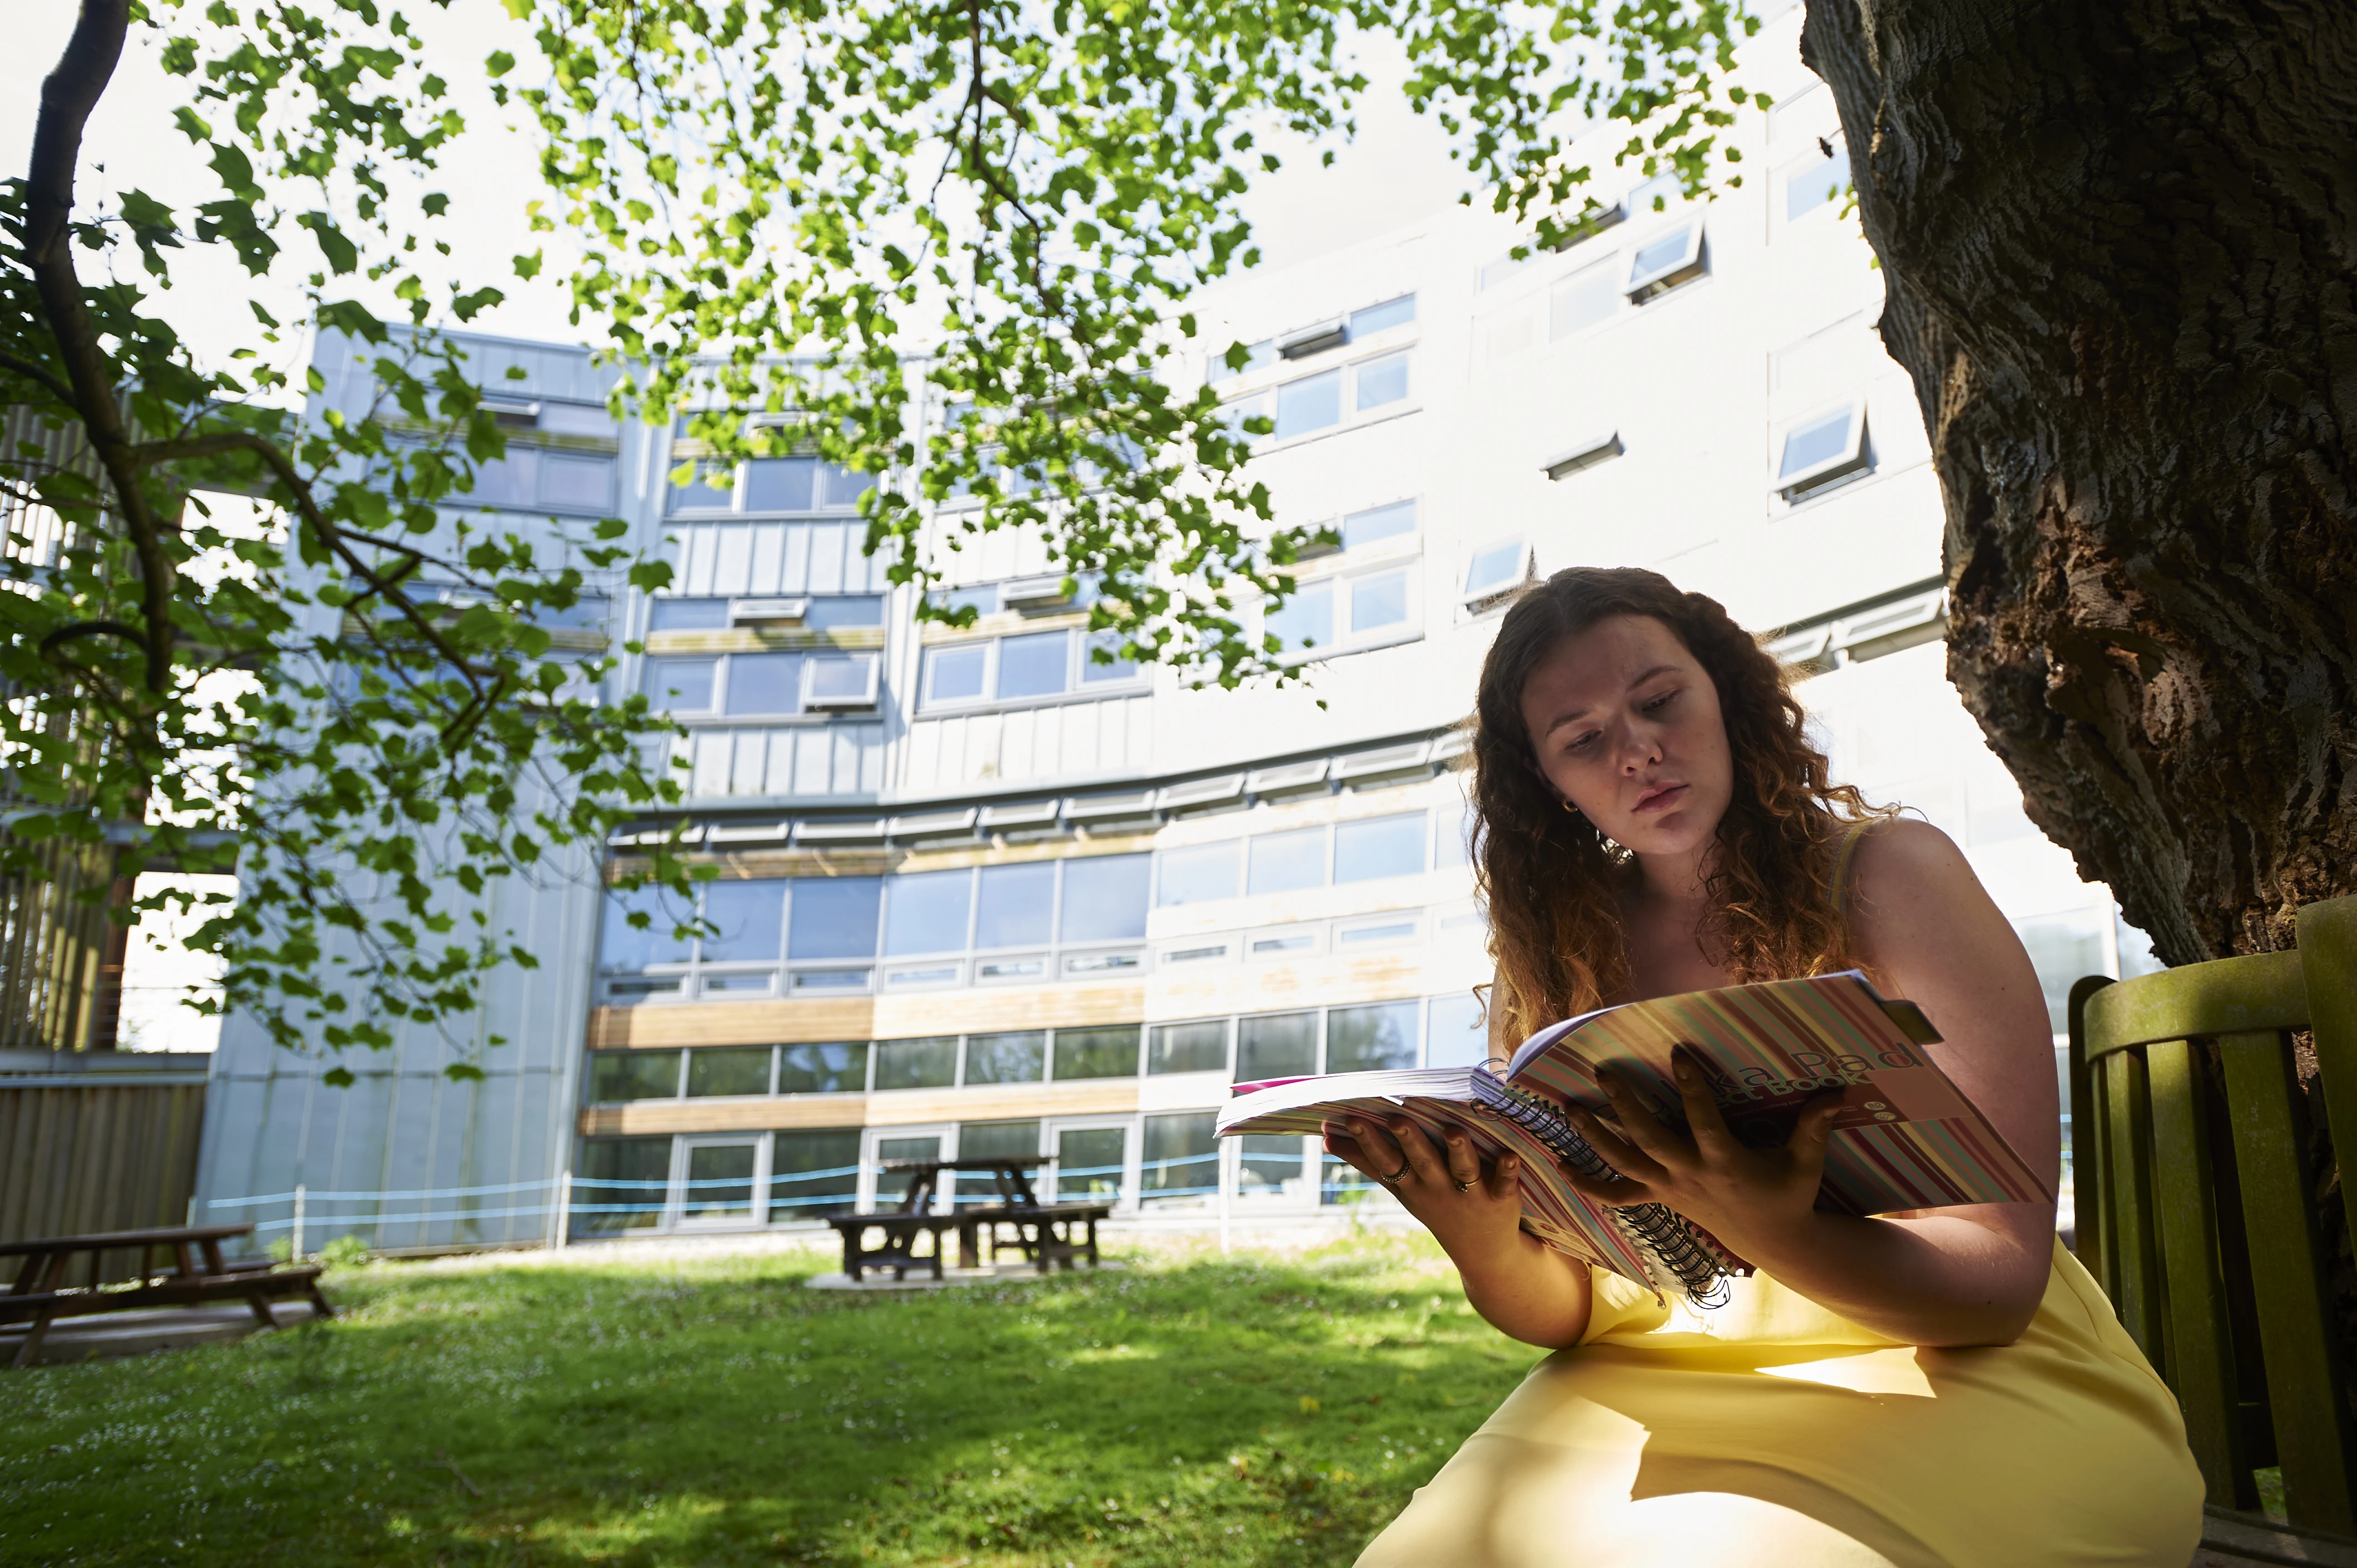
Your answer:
1469,566 -> 1887,1045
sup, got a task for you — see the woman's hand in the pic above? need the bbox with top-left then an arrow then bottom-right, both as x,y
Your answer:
1322,1113 -> 1596,1348
1560,1052 -> 1844,1261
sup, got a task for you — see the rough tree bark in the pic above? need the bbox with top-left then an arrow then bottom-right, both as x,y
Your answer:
1801,0 -> 2357,966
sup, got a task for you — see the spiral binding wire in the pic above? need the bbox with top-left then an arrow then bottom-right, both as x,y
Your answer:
1476,1074 -> 1732,1308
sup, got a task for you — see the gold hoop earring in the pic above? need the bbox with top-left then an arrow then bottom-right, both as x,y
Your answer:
1561,799 -> 1581,817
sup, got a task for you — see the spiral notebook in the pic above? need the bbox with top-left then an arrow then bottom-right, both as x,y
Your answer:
1216,971 -> 2052,1305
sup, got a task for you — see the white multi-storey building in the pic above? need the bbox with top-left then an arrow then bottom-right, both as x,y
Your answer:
192,6 -> 2149,1251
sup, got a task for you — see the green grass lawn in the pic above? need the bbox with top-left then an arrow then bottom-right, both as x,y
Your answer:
0,1231 -> 1543,1567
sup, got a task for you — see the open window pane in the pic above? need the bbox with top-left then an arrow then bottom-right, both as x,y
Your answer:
874,1036 -> 958,1091
724,653 -> 802,716
1149,1020 -> 1229,1075
1335,811 -> 1428,883
788,877 -> 881,960
1778,408 -> 1855,481
923,644 -> 988,705
975,862 -> 1056,949
769,1129 -> 860,1219
649,597 -> 731,632
995,631 -> 1071,699
743,457 -> 817,512
1053,1027 -> 1140,1081
1354,352 -> 1409,410
1266,580 -> 1334,653
1349,295 -> 1416,336
884,868 -> 972,956
1274,370 -> 1341,439
1140,1112 -> 1218,1200
806,654 -> 877,704
1342,500 -> 1417,550
963,1031 -> 1046,1085
1464,541 -> 1526,599
1350,570 -> 1410,632
1237,1012 -> 1318,1081
686,1046 -> 773,1097
1157,841 -> 1242,906
588,1050 -> 682,1103
1327,1002 -> 1419,1073
644,656 -> 717,711
1787,142 -> 1850,220
1058,854 -> 1149,941
776,1041 -> 868,1095
804,594 -> 886,629
1057,1127 -> 1126,1201
1248,827 -> 1327,896
699,880 -> 786,963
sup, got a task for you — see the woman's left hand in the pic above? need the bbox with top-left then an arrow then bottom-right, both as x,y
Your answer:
1560,1050 -> 1845,1258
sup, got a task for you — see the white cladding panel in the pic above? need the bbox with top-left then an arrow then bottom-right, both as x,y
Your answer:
671,520 -> 893,597
902,694 -> 1151,792
672,722 -> 889,798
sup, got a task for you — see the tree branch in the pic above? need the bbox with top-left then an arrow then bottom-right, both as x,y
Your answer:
27,0 -> 178,697
0,350 -> 76,407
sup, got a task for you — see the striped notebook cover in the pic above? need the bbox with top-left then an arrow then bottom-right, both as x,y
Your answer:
1218,971 -> 2051,1301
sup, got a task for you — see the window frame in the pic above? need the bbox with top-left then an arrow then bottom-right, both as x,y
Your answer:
1772,399 -> 1874,501
913,627 -> 1148,715
1624,222 -> 1707,302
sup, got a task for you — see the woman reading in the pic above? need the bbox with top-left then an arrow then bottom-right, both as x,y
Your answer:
1333,568 -> 2202,1567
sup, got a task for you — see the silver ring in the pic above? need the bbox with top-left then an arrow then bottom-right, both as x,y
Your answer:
1381,1161 -> 1411,1184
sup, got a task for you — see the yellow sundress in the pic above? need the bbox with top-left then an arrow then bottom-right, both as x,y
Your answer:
1356,1237 -> 2204,1566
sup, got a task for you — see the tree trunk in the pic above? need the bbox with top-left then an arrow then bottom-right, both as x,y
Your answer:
1801,0 -> 2357,965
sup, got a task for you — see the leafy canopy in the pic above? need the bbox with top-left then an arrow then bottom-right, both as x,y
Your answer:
0,0 -> 1757,1069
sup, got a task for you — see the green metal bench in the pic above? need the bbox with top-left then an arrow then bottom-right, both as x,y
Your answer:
2070,892 -> 2357,1533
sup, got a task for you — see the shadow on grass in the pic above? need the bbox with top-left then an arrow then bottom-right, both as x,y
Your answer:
0,1235 -> 1543,1567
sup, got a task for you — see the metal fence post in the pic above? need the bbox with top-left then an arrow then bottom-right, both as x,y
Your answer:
291,1184 -> 306,1261
553,1170 -> 572,1251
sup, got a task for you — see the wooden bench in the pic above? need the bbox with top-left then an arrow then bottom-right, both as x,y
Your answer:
822,1157 -> 1113,1281
1,1224 -> 332,1368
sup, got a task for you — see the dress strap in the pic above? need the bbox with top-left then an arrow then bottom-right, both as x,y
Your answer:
1829,817 -> 1875,928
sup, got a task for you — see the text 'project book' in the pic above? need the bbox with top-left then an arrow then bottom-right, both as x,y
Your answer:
1216,971 -> 2051,1305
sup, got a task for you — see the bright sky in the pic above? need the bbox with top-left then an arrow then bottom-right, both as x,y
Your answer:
0,3 -> 1470,379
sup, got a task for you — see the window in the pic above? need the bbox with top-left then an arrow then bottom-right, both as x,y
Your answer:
1265,580 -> 1334,654
788,877 -> 882,961
923,644 -> 988,704
1428,992 -> 1491,1068
1355,352 -> 1410,411
1322,1148 -> 1375,1205
2014,909 -> 2113,1035
1221,391 -> 1269,448
1208,339 -> 1275,384
649,597 -> 734,632
1776,404 -> 1871,498
1239,1134 -> 1309,1196
1435,800 -> 1475,868
724,653 -> 803,716
1140,1112 -> 1219,1201
1080,630 -> 1137,684
928,584 -> 1000,618
1627,224 -> 1706,301
873,1133 -> 941,1208
573,1138 -> 672,1236
1349,570 -> 1410,633
996,631 -> 1071,699
1349,294 -> 1416,336
1274,370 -> 1342,440
742,456 -> 874,513
644,656 -> 717,711
588,1051 -> 682,1103
1248,827 -> 1326,896
875,1036 -> 958,1090
804,595 -> 886,630
1238,1012 -> 1319,1081
964,1030 -> 1046,1084
1150,1020 -> 1229,1075
1342,499 -> 1417,550
667,461 -> 737,513
1785,139 -> 1850,221
700,880 -> 786,963
1551,259 -> 1620,339
770,1129 -> 860,1219
777,1041 -> 868,1094
686,1046 -> 773,1097
975,862 -> 1055,949
1054,1026 -> 1140,1081
804,653 -> 880,710
1328,1002 -> 1419,1073
1059,854 -> 1150,941
1335,811 -> 1428,883
599,886 -> 694,971
955,1120 -> 1042,1205
1057,1127 -> 1128,1201
884,869 -> 972,956
1158,840 -> 1241,907
679,1143 -> 752,1220
1463,539 -> 1530,606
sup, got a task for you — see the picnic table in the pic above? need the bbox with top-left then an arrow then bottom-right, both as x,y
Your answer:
1,1224 -> 331,1368
822,1157 -> 1111,1282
